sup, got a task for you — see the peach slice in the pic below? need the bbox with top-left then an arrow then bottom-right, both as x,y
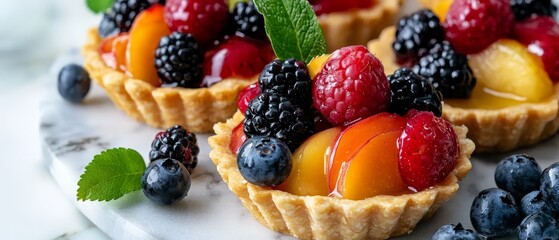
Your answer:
308,54 -> 331,79
275,127 -> 342,196
126,4 -> 170,87
468,39 -> 553,102
327,113 -> 407,192
335,130 -> 409,200
99,33 -> 129,72
433,0 -> 453,22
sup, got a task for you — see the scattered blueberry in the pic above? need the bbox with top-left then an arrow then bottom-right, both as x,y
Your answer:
237,136 -> 292,187
470,188 -> 522,237
521,191 -> 556,218
431,223 -> 483,240
495,154 -> 541,200
517,212 -> 559,240
141,158 -> 191,205
57,64 -> 91,103
541,162 -> 559,213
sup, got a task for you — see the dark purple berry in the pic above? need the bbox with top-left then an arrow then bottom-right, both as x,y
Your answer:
58,64 -> 91,103
237,136 -> 292,187
141,158 -> 191,205
495,154 -> 541,200
470,188 -> 522,237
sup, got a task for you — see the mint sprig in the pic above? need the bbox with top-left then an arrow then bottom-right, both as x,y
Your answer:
253,0 -> 327,63
86,0 -> 114,14
77,148 -> 146,201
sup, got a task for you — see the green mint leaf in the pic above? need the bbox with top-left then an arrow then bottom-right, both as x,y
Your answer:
86,0 -> 114,14
253,0 -> 327,63
228,0 -> 248,11
77,148 -> 146,201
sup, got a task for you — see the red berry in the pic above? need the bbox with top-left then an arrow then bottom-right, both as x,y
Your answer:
237,83 -> 261,114
444,0 -> 514,54
312,45 -> 390,126
201,35 -> 275,87
512,16 -> 559,82
229,122 -> 247,154
309,0 -> 372,15
397,111 -> 459,191
164,0 -> 229,44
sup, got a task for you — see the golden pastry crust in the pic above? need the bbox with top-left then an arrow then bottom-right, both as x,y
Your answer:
318,0 -> 403,52
82,28 -> 255,133
208,112 -> 474,240
367,27 -> 559,152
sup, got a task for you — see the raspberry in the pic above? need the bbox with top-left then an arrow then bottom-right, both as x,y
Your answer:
231,1 -> 266,40
510,0 -> 557,20
164,0 -> 229,44
243,92 -> 314,151
259,58 -> 313,107
313,45 -> 390,126
388,68 -> 443,117
392,9 -> 445,66
149,125 -> 199,172
98,0 -> 165,38
397,111 -> 459,191
413,41 -> 476,98
154,32 -> 203,87
512,16 -> 559,82
444,0 -> 514,54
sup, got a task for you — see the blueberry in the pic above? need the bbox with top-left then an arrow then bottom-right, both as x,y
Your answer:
431,223 -> 483,240
517,212 -> 559,240
57,64 -> 91,103
521,191 -> 556,218
470,188 -> 522,237
237,136 -> 292,187
541,162 -> 559,213
495,154 -> 541,200
141,158 -> 191,205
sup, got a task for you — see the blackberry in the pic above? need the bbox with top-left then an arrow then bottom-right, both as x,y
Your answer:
98,0 -> 165,38
149,125 -> 199,172
243,92 -> 314,151
392,9 -> 445,66
412,41 -> 476,99
258,58 -> 312,107
154,32 -> 203,87
388,68 -> 443,117
510,0 -> 557,20
232,1 -> 266,40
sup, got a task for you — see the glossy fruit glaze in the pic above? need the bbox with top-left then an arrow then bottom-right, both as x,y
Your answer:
201,35 -> 275,87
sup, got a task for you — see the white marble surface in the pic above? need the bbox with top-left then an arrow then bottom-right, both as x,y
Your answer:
38,68 -> 559,239
5,0 -> 559,239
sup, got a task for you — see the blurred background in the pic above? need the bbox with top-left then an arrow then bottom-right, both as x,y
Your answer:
0,0 -> 109,239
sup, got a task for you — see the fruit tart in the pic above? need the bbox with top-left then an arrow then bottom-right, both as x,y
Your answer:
82,0 -> 403,132
210,44 -> 474,239
311,0 -> 403,52
367,0 -> 559,152
83,0 -> 276,132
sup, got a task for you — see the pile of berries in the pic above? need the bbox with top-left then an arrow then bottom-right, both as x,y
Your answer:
432,154 -> 559,239
141,125 -> 199,205
97,0 -> 275,89
392,0 -> 559,99
234,45 -> 458,195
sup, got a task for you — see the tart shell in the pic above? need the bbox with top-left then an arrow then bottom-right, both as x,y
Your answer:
367,27 -> 559,152
318,0 -> 402,52
82,28 -> 255,133
208,112 -> 474,240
